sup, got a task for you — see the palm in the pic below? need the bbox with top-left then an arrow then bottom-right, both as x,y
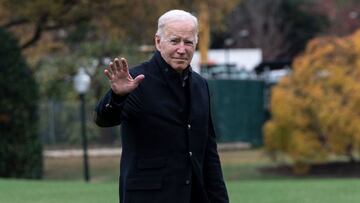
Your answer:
104,58 -> 145,96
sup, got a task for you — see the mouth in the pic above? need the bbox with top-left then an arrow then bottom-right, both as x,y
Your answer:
173,58 -> 188,62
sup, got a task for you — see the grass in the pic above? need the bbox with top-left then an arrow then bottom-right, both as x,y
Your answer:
219,149 -> 281,180
2,149 -> 360,202
2,178 -> 360,203
0,179 -> 117,203
227,178 -> 360,203
44,156 -> 120,182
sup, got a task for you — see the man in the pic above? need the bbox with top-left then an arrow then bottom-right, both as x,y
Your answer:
95,9 -> 229,203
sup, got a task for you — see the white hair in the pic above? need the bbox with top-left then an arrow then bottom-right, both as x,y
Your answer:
156,9 -> 199,43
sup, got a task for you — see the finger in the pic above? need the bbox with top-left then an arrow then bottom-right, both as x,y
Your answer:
133,74 -> 145,85
120,58 -> 129,73
104,69 -> 112,80
108,62 -> 115,75
114,58 -> 122,73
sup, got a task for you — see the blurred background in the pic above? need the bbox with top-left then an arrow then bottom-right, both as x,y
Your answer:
1,0 -> 360,202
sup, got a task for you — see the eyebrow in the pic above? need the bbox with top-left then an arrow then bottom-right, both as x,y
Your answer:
168,35 -> 195,41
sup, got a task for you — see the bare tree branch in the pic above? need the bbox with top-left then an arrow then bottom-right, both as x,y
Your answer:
21,14 -> 48,49
2,18 -> 30,28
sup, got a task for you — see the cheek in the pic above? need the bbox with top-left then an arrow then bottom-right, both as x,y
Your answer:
187,48 -> 195,54
164,47 -> 177,56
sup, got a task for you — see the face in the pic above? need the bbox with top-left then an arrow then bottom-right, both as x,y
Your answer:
155,20 -> 197,72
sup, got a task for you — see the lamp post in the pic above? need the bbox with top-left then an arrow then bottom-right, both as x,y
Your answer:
74,68 -> 91,182
224,38 -> 234,76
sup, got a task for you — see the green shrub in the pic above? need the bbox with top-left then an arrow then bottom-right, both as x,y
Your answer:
0,27 -> 42,178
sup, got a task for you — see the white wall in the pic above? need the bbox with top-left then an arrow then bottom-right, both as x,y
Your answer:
190,48 -> 262,73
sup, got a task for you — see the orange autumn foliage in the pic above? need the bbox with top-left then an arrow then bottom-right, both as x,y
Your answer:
264,29 -> 360,170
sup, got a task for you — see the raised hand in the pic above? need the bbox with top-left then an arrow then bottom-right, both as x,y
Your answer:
104,57 -> 145,96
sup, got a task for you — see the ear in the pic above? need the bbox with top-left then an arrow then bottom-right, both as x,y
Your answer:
155,35 -> 161,51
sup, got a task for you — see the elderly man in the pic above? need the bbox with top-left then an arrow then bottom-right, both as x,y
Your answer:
95,9 -> 229,203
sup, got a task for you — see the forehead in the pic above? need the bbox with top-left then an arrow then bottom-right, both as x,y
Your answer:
164,20 -> 196,39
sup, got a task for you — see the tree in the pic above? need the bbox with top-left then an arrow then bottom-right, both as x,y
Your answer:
226,0 -> 328,60
313,0 -> 360,36
0,27 -> 42,178
264,29 -> 360,174
0,0 -> 240,146
0,0 -> 238,56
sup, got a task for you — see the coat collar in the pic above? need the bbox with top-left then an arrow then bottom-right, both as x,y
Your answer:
153,51 -> 192,85
153,51 -> 193,105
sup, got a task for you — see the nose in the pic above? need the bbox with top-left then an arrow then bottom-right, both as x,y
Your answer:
177,44 -> 186,54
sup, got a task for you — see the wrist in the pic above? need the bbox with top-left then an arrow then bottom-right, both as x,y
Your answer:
111,90 -> 128,99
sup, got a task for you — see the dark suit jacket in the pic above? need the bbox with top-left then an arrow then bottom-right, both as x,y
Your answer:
95,51 -> 229,203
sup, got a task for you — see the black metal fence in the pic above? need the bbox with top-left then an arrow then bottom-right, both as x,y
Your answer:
39,79 -> 266,147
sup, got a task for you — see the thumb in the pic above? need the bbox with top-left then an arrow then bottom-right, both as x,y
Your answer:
134,74 -> 145,85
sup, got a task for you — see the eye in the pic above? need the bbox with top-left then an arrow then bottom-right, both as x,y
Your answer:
169,38 -> 181,45
184,40 -> 194,46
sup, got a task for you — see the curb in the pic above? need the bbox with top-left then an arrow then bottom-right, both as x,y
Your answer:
44,142 -> 250,158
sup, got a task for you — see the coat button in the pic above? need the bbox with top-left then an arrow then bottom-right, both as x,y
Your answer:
187,124 -> 191,130
185,180 -> 191,185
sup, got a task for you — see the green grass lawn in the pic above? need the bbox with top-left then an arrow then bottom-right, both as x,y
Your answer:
2,149 -> 360,203
1,178 -> 360,203
0,179 -> 117,203
228,178 -> 360,203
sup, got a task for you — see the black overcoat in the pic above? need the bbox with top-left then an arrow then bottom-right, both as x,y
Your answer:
95,52 -> 229,203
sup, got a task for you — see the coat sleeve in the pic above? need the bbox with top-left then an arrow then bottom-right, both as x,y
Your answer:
203,82 -> 229,203
94,85 -> 143,127
94,90 -> 128,127
94,69 -> 144,127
